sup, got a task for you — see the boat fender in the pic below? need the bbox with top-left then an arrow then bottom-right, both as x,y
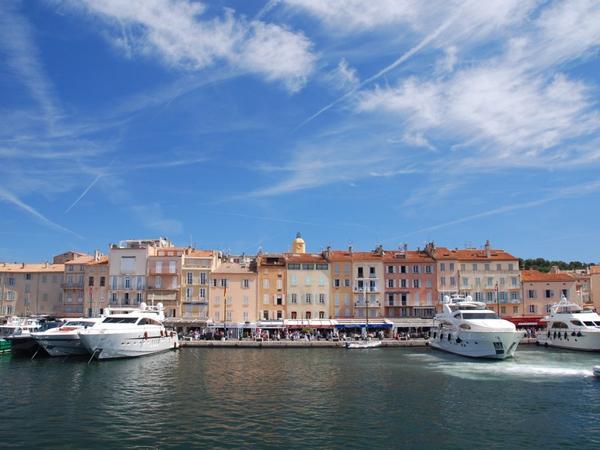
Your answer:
144,331 -> 148,340
571,332 -> 576,337
564,331 -> 568,340
577,331 -> 582,337
553,331 -> 557,339
547,331 -> 551,338
455,337 -> 462,344
447,334 -> 452,342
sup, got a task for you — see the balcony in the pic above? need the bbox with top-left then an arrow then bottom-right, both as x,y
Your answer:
353,286 -> 380,293
182,298 -> 208,305
62,283 -> 84,289
148,285 -> 180,290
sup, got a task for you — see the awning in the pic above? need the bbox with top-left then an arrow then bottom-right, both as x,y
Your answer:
284,319 -> 338,329
504,316 -> 545,326
334,319 -> 393,329
207,322 -> 257,329
256,320 -> 285,329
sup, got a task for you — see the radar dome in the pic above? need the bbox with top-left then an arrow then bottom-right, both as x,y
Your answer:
139,302 -> 147,310
443,295 -> 450,303
157,302 -> 164,311
466,295 -> 473,302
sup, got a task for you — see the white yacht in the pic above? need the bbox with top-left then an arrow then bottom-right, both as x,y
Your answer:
429,294 -> 524,359
0,317 -> 42,354
78,303 -> 179,360
32,318 -> 102,357
536,297 -> 600,351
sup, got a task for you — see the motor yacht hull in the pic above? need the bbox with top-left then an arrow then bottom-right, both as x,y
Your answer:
429,330 -> 523,359
346,340 -> 382,349
79,330 -> 179,360
537,330 -> 600,352
32,333 -> 88,357
4,335 -> 42,355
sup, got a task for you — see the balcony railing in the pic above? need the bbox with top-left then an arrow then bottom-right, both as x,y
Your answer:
182,298 -> 208,305
353,286 -> 379,293
62,283 -> 84,289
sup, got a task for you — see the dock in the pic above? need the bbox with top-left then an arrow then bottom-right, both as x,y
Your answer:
180,338 -> 538,348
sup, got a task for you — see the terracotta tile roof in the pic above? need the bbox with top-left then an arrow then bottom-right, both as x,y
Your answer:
87,256 -> 109,266
590,265 -> 600,275
383,250 -> 435,263
325,250 -> 353,261
284,253 -> 327,263
432,247 -> 517,261
0,262 -> 65,273
65,255 -> 95,265
213,261 -> 256,274
350,251 -> 385,261
521,270 -> 575,283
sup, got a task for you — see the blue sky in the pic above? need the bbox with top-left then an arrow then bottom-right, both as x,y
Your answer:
1,0 -> 600,262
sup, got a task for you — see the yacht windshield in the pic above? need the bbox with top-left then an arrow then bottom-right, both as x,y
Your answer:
102,317 -> 138,324
64,321 -> 95,327
462,312 -> 499,320
584,321 -> 596,327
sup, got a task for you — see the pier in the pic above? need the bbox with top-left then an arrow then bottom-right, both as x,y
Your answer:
180,337 -> 538,348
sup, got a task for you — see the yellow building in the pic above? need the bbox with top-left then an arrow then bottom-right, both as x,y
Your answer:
286,253 -> 330,320
324,248 -> 354,318
257,253 -> 287,321
0,262 -> 64,317
83,256 -> 109,317
63,253 -> 95,317
181,249 -> 218,320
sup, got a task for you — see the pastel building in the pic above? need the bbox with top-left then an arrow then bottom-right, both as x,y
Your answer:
325,248 -> 354,318
256,253 -> 287,321
63,253 -> 96,317
147,247 -> 186,318
590,266 -> 600,311
286,253 -> 330,320
0,262 -> 64,316
351,248 -> 385,319
108,238 -> 172,309
181,249 -> 218,320
209,258 -> 257,332
83,255 -> 109,317
521,269 -> 577,320
383,247 -> 437,319
430,241 -> 521,316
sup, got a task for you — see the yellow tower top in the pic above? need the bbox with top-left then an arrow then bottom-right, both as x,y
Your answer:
291,232 -> 306,254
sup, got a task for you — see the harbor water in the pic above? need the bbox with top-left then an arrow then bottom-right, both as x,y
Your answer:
1,346 -> 599,449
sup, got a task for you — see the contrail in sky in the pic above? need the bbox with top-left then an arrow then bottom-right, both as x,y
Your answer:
65,173 -> 103,213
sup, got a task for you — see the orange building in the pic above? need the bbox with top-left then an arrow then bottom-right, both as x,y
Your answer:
520,269 -> 576,323
324,248 -> 354,318
256,253 -> 287,321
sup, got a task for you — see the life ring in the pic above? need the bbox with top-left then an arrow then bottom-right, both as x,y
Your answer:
144,331 -> 148,340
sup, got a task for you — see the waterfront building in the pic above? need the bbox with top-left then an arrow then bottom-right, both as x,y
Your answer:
180,249 -> 218,320
0,261 -> 64,316
429,241 -> 521,317
108,238 -> 172,310
147,247 -> 186,318
351,247 -> 385,319
286,253 -> 330,320
383,246 -> 437,319
256,253 -> 287,321
83,255 -> 109,317
589,265 -> 600,311
63,253 -> 96,317
208,257 -> 257,337
324,248 -> 354,318
519,269 -> 576,324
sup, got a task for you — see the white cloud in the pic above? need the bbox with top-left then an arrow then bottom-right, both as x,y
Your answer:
324,58 -> 359,91
71,0 -> 315,92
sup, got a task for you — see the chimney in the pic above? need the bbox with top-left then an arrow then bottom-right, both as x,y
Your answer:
550,265 -> 560,274
484,240 -> 491,258
324,246 -> 332,259
348,245 -> 353,254
21,262 -> 25,269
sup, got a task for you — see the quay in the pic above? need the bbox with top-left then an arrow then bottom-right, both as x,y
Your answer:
180,337 -> 538,348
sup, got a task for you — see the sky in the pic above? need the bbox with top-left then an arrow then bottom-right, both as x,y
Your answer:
1,0 -> 600,263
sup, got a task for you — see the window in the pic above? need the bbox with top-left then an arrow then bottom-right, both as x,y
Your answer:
200,288 -> 206,298
335,294 -> 340,306
220,278 -> 227,288
440,263 -> 445,272
440,277 -> 446,287
561,289 -> 568,299
291,311 -> 297,319
508,263 -> 514,271
485,263 -> 490,271
276,279 -> 283,290
305,293 -> 312,304
426,279 -> 432,288
100,276 -> 105,287
319,277 -> 326,287
387,279 -> 394,288
290,275 -> 298,286
168,261 -> 176,273
357,267 -> 364,278
472,264 -> 477,271
200,272 -> 207,284
187,272 -> 193,285
288,263 -> 301,270
88,276 -> 94,287
319,293 -> 326,304
319,311 -> 325,319
243,296 -> 249,306
369,266 -> 375,276
263,294 -> 269,305
449,263 -> 455,271
305,311 -> 311,319
388,294 -> 394,306
41,275 -> 47,283
475,292 -> 483,301
344,279 -> 350,287
496,263 -> 502,271
124,276 -> 131,289
513,306 -> 519,314
450,277 -> 456,286
186,288 -> 192,300
304,276 -> 312,286
401,293 -> 408,306
462,277 -> 469,287
242,279 -> 250,288
400,265 -> 407,274
137,276 -> 144,290
511,292 -> 519,300
413,279 -> 420,288
475,278 -> 481,287
316,263 -> 328,270
486,292 -> 494,302
154,276 -> 161,289
335,264 -> 340,273
401,279 -> 407,288
291,293 -> 297,304
226,311 -> 232,321
344,263 -> 350,273
500,306 -> 506,314
460,264 -> 466,272
425,266 -> 432,274
214,296 -> 221,306
263,278 -> 269,289
25,273 -> 32,280
136,293 -> 142,303
387,265 -> 394,274
120,256 -> 135,274
334,279 -> 340,288
413,265 -> 419,274
545,290 -> 554,299
111,293 -> 117,304
487,277 -> 493,287
302,263 -> 315,270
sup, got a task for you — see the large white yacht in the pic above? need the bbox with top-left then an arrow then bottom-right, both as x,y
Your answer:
536,297 -> 600,351
429,294 -> 525,359
32,318 -> 102,357
78,303 -> 179,360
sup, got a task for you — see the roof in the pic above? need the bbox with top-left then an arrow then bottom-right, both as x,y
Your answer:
87,256 -> 109,266
383,250 -> 434,263
284,253 -> 327,263
521,270 -> 575,283
346,251 -> 384,262
590,265 -> 600,275
0,262 -> 65,273
432,247 -> 517,261
325,250 -> 353,262
186,249 -> 214,258
65,255 -> 96,265
213,261 -> 256,274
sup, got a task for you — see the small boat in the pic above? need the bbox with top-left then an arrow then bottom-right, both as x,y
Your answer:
536,296 -> 600,351
345,340 -> 382,349
0,338 -> 10,354
0,317 -> 43,355
593,366 -> 600,378
78,302 -> 178,360
32,318 -> 102,357
429,294 -> 524,359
